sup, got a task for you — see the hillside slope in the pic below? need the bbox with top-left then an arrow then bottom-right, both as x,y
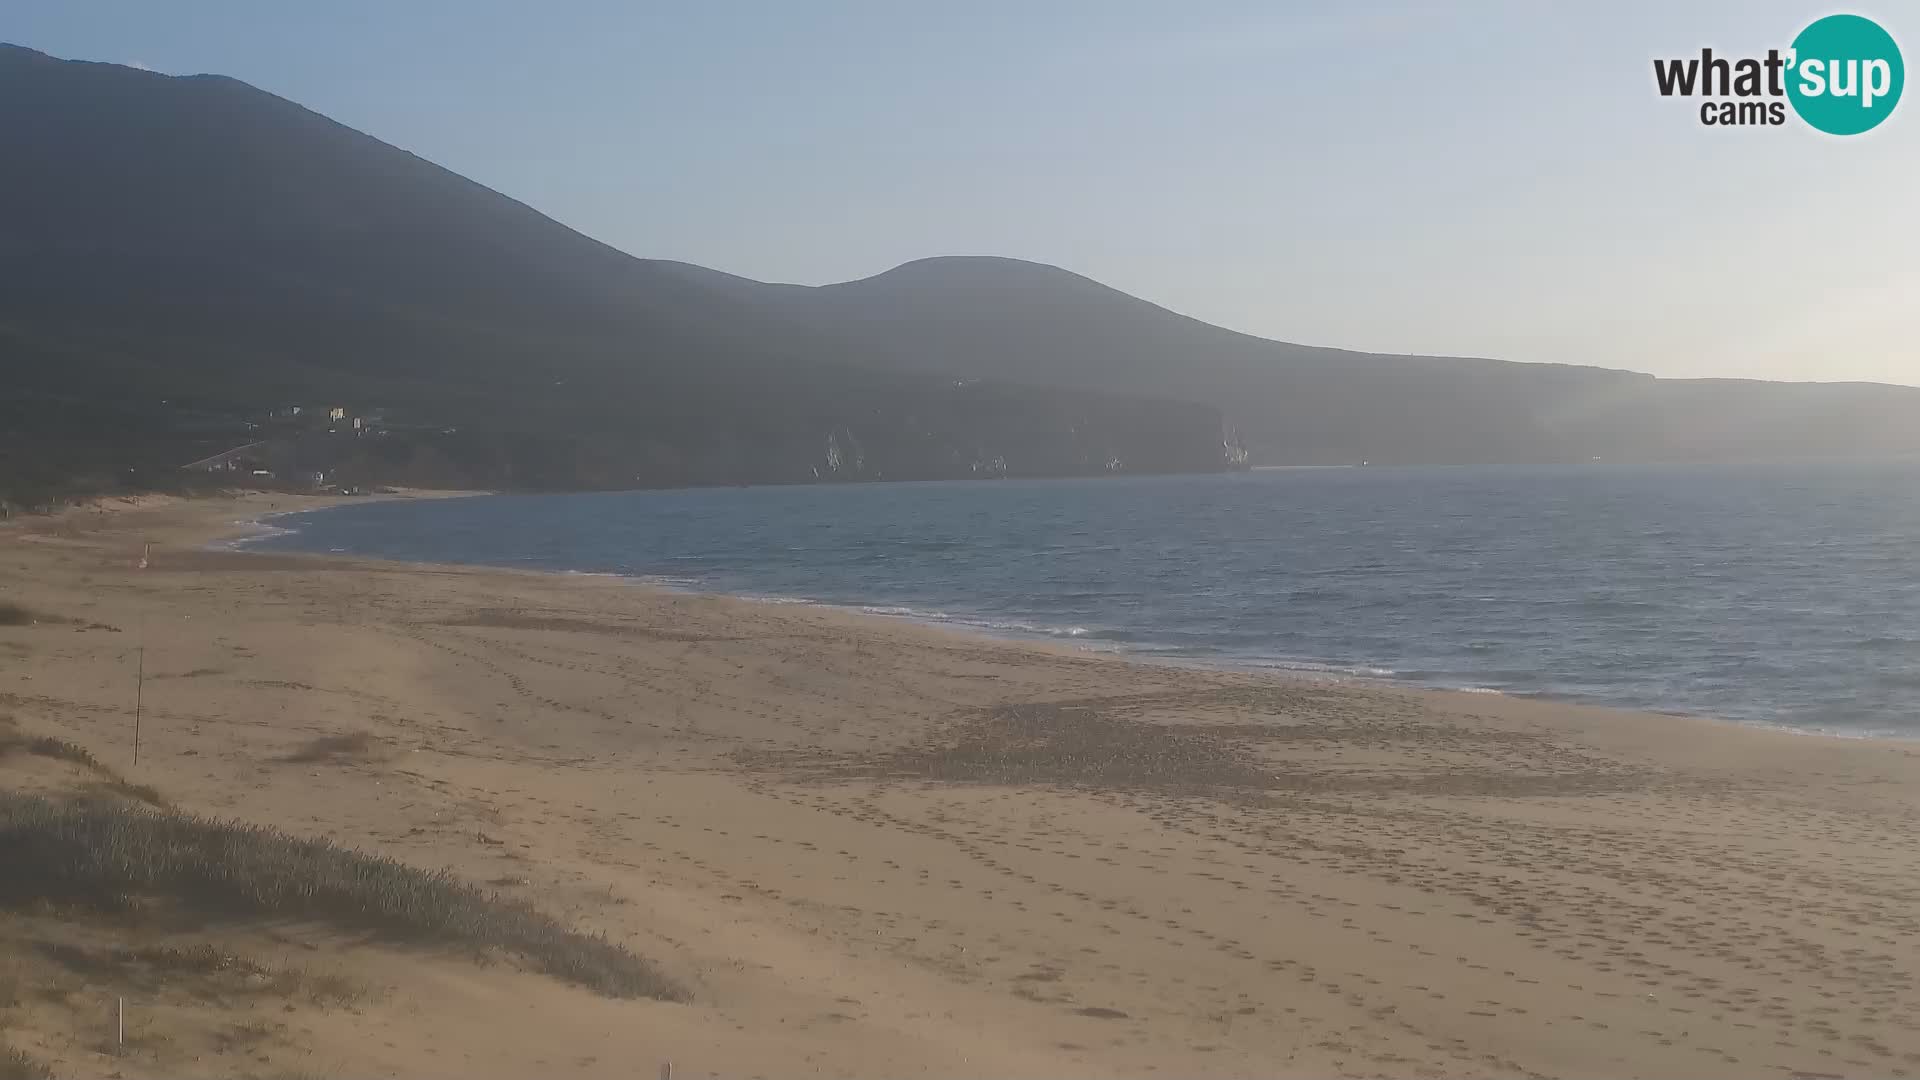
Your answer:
683,255 -> 1920,465
0,45 -> 1227,496
5,42 -> 1910,493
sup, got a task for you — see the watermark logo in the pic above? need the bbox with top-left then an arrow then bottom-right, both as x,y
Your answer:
1654,13 -> 1903,133
1788,14 -> 1904,133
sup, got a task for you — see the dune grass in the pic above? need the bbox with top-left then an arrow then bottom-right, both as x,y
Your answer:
12,735 -> 98,771
0,794 -> 682,1001
0,720 -> 165,809
32,940 -> 364,1007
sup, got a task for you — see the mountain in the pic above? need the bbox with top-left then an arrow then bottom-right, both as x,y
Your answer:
4,43 -> 1914,510
0,45 -> 1227,502
670,255 -> 1920,466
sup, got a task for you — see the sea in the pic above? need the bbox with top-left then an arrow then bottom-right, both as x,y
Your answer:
242,463 -> 1920,738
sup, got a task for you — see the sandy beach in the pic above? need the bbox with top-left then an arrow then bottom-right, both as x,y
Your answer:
4,492 -> 1919,1079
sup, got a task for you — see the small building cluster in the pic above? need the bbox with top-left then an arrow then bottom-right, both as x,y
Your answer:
179,403 -> 401,488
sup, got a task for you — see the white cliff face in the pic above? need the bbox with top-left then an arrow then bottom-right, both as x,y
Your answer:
823,427 -> 867,477
969,454 -> 1007,477
1223,423 -> 1250,468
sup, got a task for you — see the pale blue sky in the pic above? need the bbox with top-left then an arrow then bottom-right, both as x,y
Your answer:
7,1 -> 1914,384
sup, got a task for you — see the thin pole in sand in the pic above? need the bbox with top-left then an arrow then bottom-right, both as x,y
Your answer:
134,539 -> 148,766
118,996 -> 124,1047
133,643 -> 145,767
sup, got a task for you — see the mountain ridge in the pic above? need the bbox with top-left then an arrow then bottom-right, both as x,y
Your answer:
682,252 -> 1917,465
4,41 -> 1918,503
0,44 -> 1229,501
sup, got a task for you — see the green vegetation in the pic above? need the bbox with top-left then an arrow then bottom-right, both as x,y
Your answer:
0,406 -> 238,516
3,46 -> 1233,499
0,794 -> 681,1001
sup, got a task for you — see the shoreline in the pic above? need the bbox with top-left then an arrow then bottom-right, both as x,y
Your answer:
5,491 -> 1918,1077
19,491 -> 1899,760
220,492 -> 1909,745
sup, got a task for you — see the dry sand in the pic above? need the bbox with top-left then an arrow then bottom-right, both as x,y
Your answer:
2,492 -> 1918,1079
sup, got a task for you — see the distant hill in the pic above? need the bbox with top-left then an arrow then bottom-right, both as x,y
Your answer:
4,43 -> 1914,509
669,255 -> 1920,466
0,45 -> 1226,500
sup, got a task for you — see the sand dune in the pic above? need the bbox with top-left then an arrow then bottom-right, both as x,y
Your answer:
2,493 -> 1917,1078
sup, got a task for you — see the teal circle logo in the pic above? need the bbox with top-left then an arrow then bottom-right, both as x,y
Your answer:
1786,14 -> 1904,134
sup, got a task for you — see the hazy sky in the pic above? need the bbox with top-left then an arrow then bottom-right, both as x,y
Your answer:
8,1 -> 1915,384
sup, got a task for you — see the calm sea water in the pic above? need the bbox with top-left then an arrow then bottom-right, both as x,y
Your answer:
246,464 -> 1920,737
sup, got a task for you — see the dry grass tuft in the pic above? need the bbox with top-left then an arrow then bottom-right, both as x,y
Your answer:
0,794 -> 681,1001
0,720 -> 166,809
16,736 -> 100,771
87,777 -> 167,808
33,940 -> 363,1007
